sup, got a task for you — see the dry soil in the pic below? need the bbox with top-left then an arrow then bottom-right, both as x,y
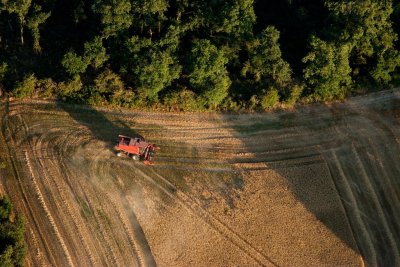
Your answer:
0,89 -> 399,267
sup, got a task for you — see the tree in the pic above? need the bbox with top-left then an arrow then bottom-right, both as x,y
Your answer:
188,39 -> 231,108
220,0 -> 256,38
135,49 -> 181,101
2,0 -> 32,45
303,37 -> 352,101
62,36 -> 108,75
92,0 -> 132,38
124,33 -> 181,101
131,0 -> 169,37
26,4 -> 51,53
187,0 -> 255,38
0,196 -> 26,267
83,36 -> 109,69
61,51 -> 88,76
242,26 -> 292,89
325,0 -> 400,84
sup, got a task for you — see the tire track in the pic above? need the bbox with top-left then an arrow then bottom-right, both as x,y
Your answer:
58,154 -> 121,266
363,137 -> 400,233
323,149 -> 376,267
28,227 -> 46,266
31,116 -> 129,266
107,193 -> 143,266
19,112 -> 91,266
24,110 -> 132,266
350,145 -> 400,265
36,134 -> 114,267
342,114 -> 400,266
127,163 -> 278,267
343,113 -> 400,252
24,151 -> 75,267
6,96 -> 399,266
323,112 -> 400,266
48,138 -> 121,267
1,108 -> 59,266
89,150 -> 148,267
38,157 -> 98,267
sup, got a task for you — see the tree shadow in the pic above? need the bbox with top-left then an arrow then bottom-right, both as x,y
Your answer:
56,101 -> 143,150
223,109 -> 360,261
223,94 -> 400,266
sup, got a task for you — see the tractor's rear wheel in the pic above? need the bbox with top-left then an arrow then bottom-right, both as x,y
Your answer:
131,154 -> 139,161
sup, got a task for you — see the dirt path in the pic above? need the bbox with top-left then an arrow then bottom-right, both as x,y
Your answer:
0,89 -> 399,266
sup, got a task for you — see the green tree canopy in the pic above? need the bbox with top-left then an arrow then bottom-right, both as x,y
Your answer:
125,33 -> 181,101
188,39 -> 231,107
1,0 -> 32,45
242,26 -> 292,90
325,0 -> 400,84
303,37 -> 352,101
0,0 -> 400,108
61,36 -> 108,75
0,196 -> 26,267
131,0 -> 169,37
26,4 -> 50,53
92,0 -> 132,38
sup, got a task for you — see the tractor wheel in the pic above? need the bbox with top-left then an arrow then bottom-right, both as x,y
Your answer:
131,154 -> 140,161
116,151 -> 123,157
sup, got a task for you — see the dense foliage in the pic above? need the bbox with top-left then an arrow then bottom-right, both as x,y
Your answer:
1,0 -> 400,110
0,195 -> 26,267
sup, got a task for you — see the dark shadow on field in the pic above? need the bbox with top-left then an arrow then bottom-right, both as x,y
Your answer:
56,101 -> 143,150
224,109 -> 360,253
56,101 -> 157,267
223,91 -> 400,267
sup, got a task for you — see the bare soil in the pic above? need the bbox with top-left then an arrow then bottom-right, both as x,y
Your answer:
0,89 -> 399,267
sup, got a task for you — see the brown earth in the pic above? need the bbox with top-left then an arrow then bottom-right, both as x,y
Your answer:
0,89 -> 399,267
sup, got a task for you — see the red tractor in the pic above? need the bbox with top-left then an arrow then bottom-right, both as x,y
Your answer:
114,135 -> 157,165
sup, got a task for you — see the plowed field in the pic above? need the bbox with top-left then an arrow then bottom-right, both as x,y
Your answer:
0,89 -> 399,267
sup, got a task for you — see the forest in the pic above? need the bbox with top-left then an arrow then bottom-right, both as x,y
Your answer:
0,195 -> 25,266
0,0 -> 400,110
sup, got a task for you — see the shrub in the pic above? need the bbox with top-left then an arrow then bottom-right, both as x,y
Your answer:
0,62 -> 7,81
13,74 -> 38,98
87,86 -> 107,106
219,97 -> 241,111
57,76 -> 85,102
248,95 -> 259,111
110,88 -> 136,108
94,69 -> 124,93
37,78 -> 57,98
261,88 -> 280,110
285,84 -> 304,107
163,89 -> 202,111
62,51 -> 89,76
